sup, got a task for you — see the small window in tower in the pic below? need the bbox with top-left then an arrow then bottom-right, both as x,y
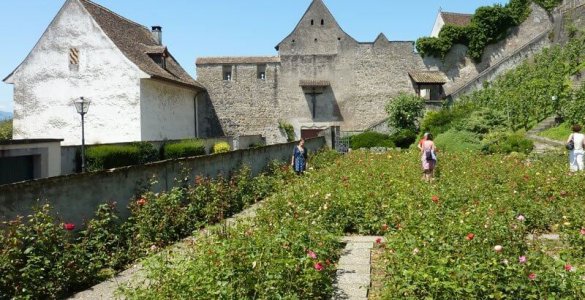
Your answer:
314,38 -> 318,42
257,64 -> 267,80
321,19 -> 324,25
311,19 -> 314,25
69,48 -> 79,71
223,65 -> 232,81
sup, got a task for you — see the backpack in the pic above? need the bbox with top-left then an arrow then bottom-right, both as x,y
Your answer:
425,150 -> 433,161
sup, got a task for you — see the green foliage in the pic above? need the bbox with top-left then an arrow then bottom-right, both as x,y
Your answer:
420,102 -> 477,136
279,120 -> 295,142
86,145 -> 142,171
416,0 -> 561,62
0,118 -> 12,140
434,129 -> 483,152
212,141 -> 231,154
538,122 -> 571,141
390,129 -> 417,148
563,84 -> 585,126
0,152 -> 335,299
462,36 -> 585,130
349,131 -> 394,149
482,130 -> 534,154
132,142 -> 159,165
533,0 -> 563,11
385,93 -> 425,132
162,139 -> 205,159
455,107 -> 508,134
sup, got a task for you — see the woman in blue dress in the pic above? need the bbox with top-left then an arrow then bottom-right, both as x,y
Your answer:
291,138 -> 308,175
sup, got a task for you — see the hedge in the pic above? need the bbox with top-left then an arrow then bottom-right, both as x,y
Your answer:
162,139 -> 205,159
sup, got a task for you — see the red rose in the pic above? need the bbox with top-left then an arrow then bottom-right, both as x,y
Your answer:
375,238 -> 382,244
63,223 -> 75,231
314,262 -> 324,271
565,264 -> 573,271
431,195 -> 439,204
466,233 -> 475,241
136,198 -> 147,206
528,273 -> 536,280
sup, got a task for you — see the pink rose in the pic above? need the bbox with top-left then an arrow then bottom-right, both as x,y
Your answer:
516,215 -> 526,222
580,228 -> 585,235
466,233 -> 475,241
519,256 -> 527,264
528,272 -> 536,280
565,264 -> 573,272
307,250 -> 317,259
314,262 -> 324,271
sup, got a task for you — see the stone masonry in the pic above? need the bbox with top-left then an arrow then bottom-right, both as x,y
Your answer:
196,0 -> 556,144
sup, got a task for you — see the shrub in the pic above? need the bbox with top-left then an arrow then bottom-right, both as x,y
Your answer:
0,119 -> 12,141
385,93 -> 425,132
420,102 -> 477,136
212,141 -> 231,154
132,142 -> 159,164
349,131 -> 394,149
482,130 -> 534,154
86,145 -> 142,171
163,139 -> 205,159
434,129 -> 483,152
279,121 -> 295,142
390,129 -> 417,148
455,107 -> 507,134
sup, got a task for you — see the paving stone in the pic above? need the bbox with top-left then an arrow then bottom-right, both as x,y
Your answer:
332,283 -> 368,299
337,264 -> 371,275
341,236 -> 384,243
344,242 -> 375,250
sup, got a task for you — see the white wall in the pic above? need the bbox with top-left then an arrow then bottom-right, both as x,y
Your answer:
140,79 -> 197,141
8,0 -> 144,146
430,14 -> 445,37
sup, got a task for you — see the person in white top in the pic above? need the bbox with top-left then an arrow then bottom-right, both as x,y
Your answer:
567,124 -> 585,172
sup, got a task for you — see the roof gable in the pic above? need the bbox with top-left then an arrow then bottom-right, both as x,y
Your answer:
275,0 -> 357,55
440,11 -> 473,27
78,0 -> 203,90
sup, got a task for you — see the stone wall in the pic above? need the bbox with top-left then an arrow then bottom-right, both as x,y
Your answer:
196,61 -> 282,144
426,3 -> 553,95
0,137 -> 325,226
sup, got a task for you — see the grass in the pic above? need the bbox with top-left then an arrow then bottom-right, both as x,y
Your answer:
538,122 -> 571,141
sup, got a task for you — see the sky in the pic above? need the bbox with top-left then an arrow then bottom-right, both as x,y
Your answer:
0,0 -> 506,113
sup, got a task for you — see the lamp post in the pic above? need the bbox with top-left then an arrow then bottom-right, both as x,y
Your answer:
74,97 -> 91,172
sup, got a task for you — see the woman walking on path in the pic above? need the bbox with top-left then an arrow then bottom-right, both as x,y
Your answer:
421,133 -> 437,182
291,138 -> 308,175
567,124 -> 585,172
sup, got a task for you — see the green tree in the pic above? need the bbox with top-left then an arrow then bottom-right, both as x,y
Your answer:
0,118 -> 12,140
385,93 -> 425,132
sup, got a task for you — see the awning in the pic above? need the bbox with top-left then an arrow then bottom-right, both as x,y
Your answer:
299,80 -> 330,87
408,71 -> 447,84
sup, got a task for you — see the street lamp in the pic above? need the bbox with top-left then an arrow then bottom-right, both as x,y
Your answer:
74,97 -> 91,172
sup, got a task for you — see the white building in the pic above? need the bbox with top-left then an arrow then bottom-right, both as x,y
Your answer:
3,0 -> 209,146
430,10 -> 473,37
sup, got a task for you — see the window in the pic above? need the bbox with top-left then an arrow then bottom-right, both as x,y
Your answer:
321,19 -> 324,25
149,53 -> 166,69
223,65 -> 232,81
257,64 -> 266,80
69,48 -> 79,71
311,19 -> 314,25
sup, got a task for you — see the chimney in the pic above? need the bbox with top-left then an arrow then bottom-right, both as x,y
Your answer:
151,26 -> 162,45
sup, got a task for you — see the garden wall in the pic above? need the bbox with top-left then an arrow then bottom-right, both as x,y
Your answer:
60,135 -> 264,174
0,137 -> 324,225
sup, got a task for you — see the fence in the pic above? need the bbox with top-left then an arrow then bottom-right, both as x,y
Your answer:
0,137 -> 325,226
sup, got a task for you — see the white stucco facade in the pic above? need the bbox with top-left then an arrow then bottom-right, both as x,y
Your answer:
140,79 -> 197,141
5,0 -> 203,146
430,13 -> 445,37
6,0 -> 145,146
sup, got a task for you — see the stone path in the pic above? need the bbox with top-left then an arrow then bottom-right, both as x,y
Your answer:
526,116 -> 564,155
333,236 -> 383,300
